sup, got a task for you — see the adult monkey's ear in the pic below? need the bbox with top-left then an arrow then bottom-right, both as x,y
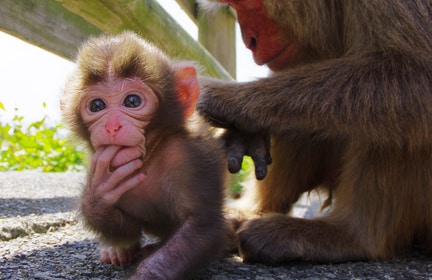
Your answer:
174,66 -> 200,118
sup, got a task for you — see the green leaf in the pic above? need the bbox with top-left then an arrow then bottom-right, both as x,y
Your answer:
0,102 -> 86,172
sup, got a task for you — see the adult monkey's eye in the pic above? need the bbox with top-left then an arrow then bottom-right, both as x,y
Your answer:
89,99 -> 106,112
124,94 -> 142,108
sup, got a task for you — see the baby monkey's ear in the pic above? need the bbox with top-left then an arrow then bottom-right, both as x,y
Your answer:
174,66 -> 200,118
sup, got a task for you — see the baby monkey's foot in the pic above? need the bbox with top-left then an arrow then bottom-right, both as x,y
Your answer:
100,243 -> 140,266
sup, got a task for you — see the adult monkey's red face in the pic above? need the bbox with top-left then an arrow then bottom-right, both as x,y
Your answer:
219,0 -> 298,71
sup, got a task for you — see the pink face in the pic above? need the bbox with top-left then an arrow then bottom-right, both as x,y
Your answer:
222,0 -> 298,71
80,78 -> 159,151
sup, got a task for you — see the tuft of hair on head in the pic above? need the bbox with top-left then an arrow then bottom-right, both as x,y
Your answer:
76,31 -> 173,91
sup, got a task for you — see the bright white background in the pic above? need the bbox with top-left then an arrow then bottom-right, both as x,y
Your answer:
0,0 -> 268,125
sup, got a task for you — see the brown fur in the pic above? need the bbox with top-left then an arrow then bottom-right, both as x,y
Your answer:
198,0 -> 432,263
62,32 -> 227,279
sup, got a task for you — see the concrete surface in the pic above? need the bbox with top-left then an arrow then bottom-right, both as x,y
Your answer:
1,171 -> 431,279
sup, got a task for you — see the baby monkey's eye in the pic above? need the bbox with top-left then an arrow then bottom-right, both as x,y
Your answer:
124,94 -> 142,108
89,99 -> 106,112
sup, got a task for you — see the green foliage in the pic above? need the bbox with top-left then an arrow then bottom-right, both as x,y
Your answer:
230,156 -> 253,198
0,102 -> 86,172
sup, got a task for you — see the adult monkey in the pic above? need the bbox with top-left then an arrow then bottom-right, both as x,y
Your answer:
197,0 -> 432,264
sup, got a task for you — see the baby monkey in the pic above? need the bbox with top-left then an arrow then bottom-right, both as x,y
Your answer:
61,32 -> 226,279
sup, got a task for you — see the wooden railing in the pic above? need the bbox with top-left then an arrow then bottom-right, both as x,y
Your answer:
0,0 -> 235,79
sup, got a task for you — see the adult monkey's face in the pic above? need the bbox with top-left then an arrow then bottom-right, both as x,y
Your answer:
218,0 -> 299,71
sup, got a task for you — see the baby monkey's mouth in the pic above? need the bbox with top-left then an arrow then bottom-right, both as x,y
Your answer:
107,145 -> 145,173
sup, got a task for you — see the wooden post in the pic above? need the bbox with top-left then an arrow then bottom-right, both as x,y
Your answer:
176,0 -> 236,79
198,5 -> 236,78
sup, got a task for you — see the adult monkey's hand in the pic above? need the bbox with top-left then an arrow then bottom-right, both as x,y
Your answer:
221,129 -> 272,180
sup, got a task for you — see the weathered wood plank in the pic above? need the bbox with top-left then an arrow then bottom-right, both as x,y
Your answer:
0,0 -> 231,79
0,0 -> 100,59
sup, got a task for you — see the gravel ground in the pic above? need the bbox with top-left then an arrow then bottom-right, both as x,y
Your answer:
1,171 -> 431,279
